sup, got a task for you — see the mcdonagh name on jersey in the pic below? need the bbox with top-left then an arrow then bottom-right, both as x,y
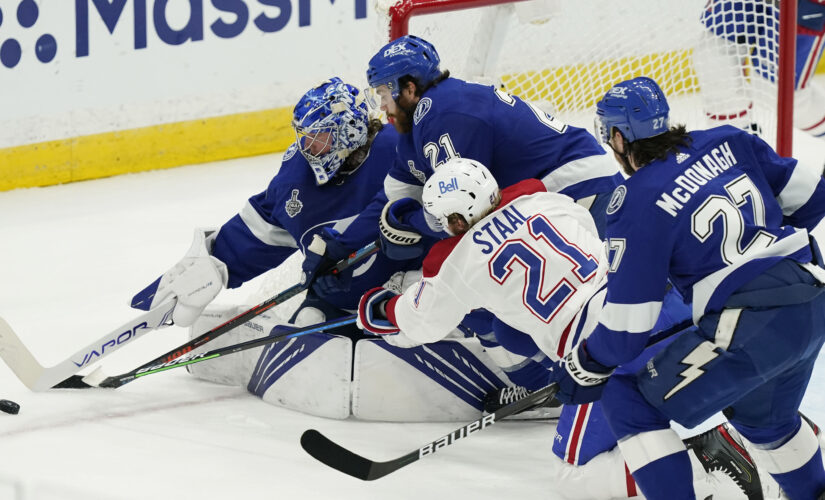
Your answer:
655,141 -> 738,217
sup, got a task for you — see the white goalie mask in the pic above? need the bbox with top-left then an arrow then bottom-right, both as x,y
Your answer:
422,158 -> 500,236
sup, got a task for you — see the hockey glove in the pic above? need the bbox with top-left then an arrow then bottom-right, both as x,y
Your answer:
551,340 -> 615,405
131,228 -> 228,327
356,286 -> 400,336
300,229 -> 354,297
378,198 -> 426,260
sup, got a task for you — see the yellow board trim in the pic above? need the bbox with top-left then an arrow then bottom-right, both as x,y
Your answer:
0,107 -> 295,192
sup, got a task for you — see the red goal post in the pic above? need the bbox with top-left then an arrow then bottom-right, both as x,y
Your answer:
377,0 -> 797,156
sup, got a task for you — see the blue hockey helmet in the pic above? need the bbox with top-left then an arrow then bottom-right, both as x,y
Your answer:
594,77 -> 670,144
292,77 -> 370,185
366,35 -> 442,100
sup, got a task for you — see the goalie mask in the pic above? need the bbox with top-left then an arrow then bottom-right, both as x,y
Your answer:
422,158 -> 500,236
594,76 -> 670,144
293,77 -> 370,185
366,35 -> 442,104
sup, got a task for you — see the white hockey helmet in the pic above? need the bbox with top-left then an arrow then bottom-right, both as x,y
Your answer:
422,158 -> 500,236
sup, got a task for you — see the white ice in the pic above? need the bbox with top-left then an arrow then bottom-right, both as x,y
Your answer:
1,141 -> 824,499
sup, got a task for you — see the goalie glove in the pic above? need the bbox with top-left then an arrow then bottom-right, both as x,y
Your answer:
378,198 -> 425,260
356,286 -> 400,336
131,228 -> 229,327
551,340 -> 615,405
300,228 -> 354,297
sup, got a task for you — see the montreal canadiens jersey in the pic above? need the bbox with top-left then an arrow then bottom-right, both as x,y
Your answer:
587,125 -> 825,367
211,124 -> 422,311
386,179 -> 609,361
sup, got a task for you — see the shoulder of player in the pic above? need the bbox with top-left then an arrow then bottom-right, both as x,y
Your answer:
422,235 -> 465,278
414,78 -> 492,126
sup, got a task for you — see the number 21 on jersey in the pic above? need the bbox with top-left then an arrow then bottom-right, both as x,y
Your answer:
489,215 -> 599,323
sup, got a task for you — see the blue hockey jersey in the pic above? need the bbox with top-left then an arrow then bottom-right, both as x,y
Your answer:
211,124 -> 422,311
587,125 -> 825,367
338,77 -> 622,250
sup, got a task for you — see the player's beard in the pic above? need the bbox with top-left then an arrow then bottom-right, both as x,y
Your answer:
392,102 -> 416,134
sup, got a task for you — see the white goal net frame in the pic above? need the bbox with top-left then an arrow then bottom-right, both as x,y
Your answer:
375,0 -> 798,156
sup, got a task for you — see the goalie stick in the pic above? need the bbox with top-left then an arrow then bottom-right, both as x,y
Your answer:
85,315 -> 357,385
53,240 -> 379,390
300,383 -> 560,481
0,300 -> 177,391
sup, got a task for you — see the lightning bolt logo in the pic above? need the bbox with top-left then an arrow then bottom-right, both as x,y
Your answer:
664,342 -> 718,400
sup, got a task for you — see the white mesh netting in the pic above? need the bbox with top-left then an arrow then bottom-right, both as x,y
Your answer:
375,0 -> 785,147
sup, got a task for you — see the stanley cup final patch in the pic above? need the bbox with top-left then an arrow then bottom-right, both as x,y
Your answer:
285,189 -> 303,218
606,185 -> 627,215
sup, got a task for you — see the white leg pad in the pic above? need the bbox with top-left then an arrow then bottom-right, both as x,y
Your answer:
352,336 -> 511,422
249,333 -> 352,420
186,304 -> 265,386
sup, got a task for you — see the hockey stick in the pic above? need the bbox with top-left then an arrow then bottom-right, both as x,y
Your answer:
86,315 -> 357,385
298,317 -> 694,480
53,240 -> 379,390
300,383 -> 560,481
0,300 -> 177,392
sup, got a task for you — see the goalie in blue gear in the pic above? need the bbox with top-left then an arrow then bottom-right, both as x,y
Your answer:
549,75 -> 825,499
130,77 -> 433,411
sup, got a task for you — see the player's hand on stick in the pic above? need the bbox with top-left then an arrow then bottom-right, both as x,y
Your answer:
131,228 -> 228,327
356,287 -> 400,335
378,198 -> 426,260
551,340 -> 615,405
300,229 -> 354,296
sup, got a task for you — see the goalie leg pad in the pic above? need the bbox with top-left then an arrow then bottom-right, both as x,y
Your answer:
247,332 -> 352,420
186,305 -> 264,386
351,336 -> 510,422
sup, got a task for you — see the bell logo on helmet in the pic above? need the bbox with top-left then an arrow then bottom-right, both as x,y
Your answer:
438,178 -> 459,194
384,42 -> 413,58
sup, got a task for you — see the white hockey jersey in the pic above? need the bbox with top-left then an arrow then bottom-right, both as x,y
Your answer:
385,179 -> 609,360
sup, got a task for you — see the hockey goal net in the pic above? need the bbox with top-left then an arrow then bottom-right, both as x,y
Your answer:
375,0 -> 796,154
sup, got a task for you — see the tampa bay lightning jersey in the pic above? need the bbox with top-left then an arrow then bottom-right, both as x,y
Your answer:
384,77 -> 621,200
337,77 -> 622,250
211,124 -> 422,311
587,125 -> 825,367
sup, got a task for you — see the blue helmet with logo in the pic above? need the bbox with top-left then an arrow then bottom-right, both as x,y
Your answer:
292,77 -> 370,185
366,35 -> 442,99
594,77 -> 670,144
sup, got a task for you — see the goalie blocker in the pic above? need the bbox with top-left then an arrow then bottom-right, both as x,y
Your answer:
186,304 -> 559,421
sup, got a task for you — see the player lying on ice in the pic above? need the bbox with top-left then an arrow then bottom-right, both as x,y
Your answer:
545,76 -> 825,499
355,154 -> 825,499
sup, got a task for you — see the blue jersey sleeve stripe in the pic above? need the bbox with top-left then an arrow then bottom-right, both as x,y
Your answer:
600,301 -> 662,333
691,229 -> 811,322
777,160 -> 822,216
239,201 -> 298,248
540,150 -> 618,194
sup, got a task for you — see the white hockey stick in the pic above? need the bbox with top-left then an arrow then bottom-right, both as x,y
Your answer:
0,299 -> 176,391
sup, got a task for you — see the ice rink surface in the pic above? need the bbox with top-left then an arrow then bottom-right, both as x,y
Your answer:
1,136 -> 825,499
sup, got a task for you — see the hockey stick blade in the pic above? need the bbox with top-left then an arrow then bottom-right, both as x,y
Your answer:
81,240 -> 379,389
0,300 -> 176,392
301,383 -> 559,480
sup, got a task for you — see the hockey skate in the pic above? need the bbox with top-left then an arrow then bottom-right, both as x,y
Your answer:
685,423 -> 763,500
483,385 -> 561,420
